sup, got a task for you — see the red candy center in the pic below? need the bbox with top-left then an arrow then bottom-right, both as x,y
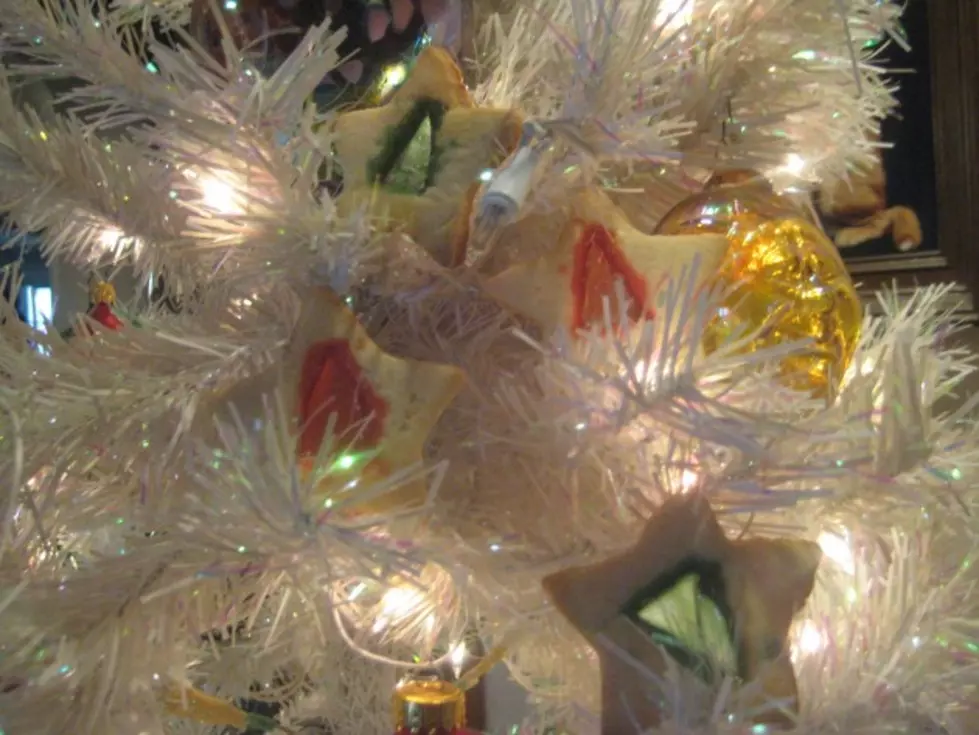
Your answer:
297,340 -> 389,460
571,223 -> 655,331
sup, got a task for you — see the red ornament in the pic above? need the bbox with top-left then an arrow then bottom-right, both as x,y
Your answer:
87,301 -> 123,331
297,339 -> 390,459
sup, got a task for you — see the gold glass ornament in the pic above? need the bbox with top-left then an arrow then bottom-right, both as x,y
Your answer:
656,170 -> 861,395
392,677 -> 466,734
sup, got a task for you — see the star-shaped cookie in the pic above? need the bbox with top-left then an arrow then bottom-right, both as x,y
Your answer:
198,289 -> 464,517
482,190 -> 729,335
283,288 -> 465,515
542,493 -> 821,732
332,46 -> 524,267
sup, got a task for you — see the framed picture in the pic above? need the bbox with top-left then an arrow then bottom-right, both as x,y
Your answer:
826,0 -> 979,319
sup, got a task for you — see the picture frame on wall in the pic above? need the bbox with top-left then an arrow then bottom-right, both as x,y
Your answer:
828,0 -> 979,320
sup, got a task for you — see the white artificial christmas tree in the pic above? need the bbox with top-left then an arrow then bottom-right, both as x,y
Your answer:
0,1 -> 976,733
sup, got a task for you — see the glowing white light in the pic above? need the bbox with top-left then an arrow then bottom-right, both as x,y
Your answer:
199,175 -> 242,215
378,64 -> 407,97
98,228 -> 123,250
656,0 -> 693,29
372,586 -> 424,633
382,586 -> 423,615
96,227 -> 141,257
818,530 -> 855,575
783,153 -> 807,176
679,469 -> 700,493
449,641 -> 468,677
792,619 -> 826,660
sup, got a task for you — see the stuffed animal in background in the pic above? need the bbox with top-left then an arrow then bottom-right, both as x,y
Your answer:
816,135 -> 923,252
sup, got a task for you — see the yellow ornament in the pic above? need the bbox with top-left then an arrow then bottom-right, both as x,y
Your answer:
656,170 -> 861,395
89,280 -> 116,306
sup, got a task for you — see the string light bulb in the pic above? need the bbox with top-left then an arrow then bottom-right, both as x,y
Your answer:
95,226 -> 141,257
378,64 -> 408,97
792,619 -> 826,660
373,586 -> 425,633
98,227 -> 124,250
655,0 -> 694,29
449,641 -> 468,677
783,153 -> 807,176
184,170 -> 244,215
474,122 -> 552,231
200,176 -> 242,215
679,468 -> 700,493
818,530 -> 855,575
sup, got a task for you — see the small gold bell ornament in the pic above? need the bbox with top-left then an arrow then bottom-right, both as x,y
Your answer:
392,676 -> 474,735
655,170 -> 861,396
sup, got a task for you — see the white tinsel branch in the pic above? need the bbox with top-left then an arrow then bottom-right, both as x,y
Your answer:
474,0 -> 901,185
